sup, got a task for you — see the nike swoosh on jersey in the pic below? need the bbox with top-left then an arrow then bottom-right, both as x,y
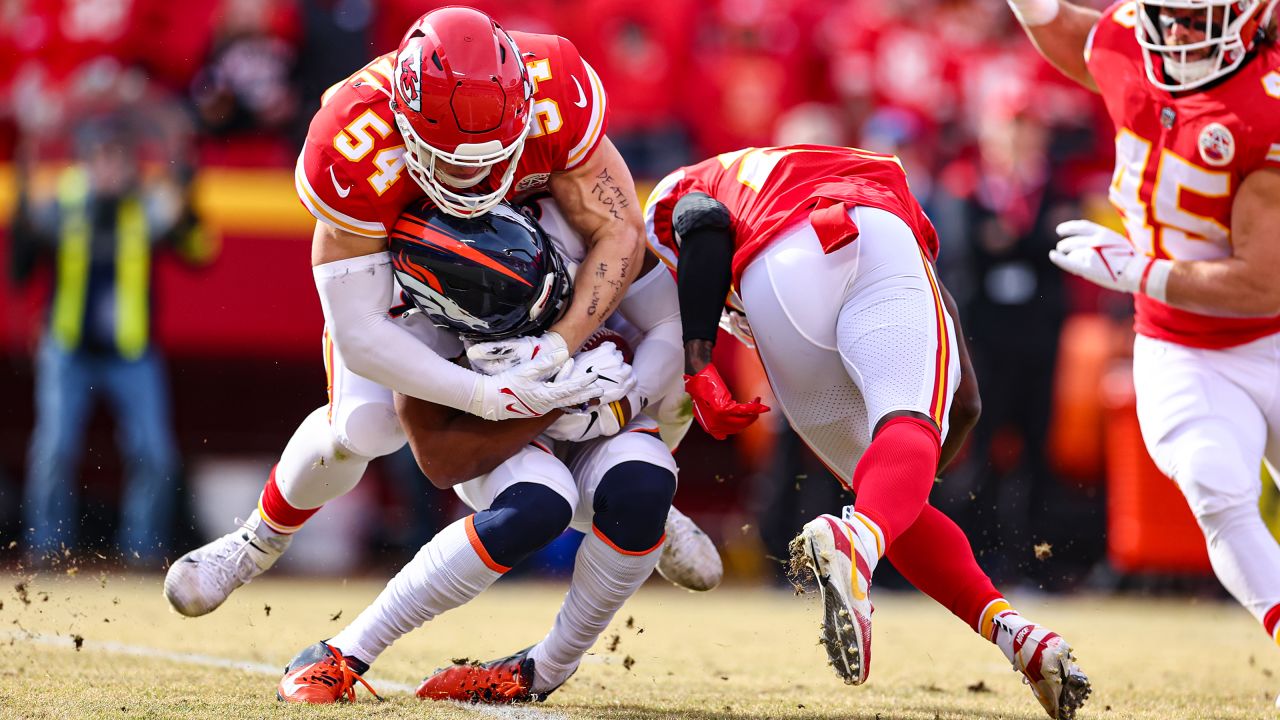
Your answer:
571,76 -> 587,108
329,166 -> 352,198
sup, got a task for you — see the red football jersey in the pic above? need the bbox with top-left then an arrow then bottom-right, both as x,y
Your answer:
644,145 -> 939,283
295,32 -> 608,239
1087,1 -> 1280,348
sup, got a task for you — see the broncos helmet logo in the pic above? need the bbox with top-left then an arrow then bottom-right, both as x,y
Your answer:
396,272 -> 491,332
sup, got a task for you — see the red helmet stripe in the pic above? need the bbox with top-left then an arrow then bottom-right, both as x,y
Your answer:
391,220 -> 532,287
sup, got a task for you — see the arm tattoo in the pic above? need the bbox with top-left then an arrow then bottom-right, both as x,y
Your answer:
591,168 -> 630,222
595,261 -> 608,279
587,286 -> 601,316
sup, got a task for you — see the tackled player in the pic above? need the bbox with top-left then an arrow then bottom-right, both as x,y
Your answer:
163,5 -> 717,619
276,199 -> 701,703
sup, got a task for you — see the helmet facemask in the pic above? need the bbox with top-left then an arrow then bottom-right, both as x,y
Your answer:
390,10 -> 535,219
1136,0 -> 1277,91
394,107 -> 532,218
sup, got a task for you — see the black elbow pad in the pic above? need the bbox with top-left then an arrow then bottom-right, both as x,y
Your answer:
672,192 -> 731,239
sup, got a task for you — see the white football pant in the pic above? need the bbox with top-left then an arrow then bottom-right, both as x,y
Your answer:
737,205 -> 960,485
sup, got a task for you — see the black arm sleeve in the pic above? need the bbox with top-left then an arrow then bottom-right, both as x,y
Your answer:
673,192 -> 734,344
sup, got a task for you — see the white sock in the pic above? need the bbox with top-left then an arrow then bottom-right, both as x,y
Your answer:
1200,503 -> 1280,622
274,406 -> 372,512
990,609 -> 1035,665
526,530 -> 662,693
328,517 -> 503,665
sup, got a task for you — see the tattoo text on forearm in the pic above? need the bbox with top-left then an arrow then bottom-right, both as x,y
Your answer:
584,261 -> 625,318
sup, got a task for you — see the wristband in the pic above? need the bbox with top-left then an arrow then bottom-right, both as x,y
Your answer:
1008,0 -> 1060,26
1139,258 -> 1172,304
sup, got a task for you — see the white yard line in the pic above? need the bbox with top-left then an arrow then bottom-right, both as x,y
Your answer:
8,631 -> 568,719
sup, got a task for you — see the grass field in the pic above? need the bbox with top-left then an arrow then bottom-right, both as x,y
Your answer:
1,569 -> 1276,719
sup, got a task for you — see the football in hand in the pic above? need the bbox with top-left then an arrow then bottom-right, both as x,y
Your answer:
578,327 -> 634,364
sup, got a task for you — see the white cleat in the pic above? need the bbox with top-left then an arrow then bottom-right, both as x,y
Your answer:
655,506 -> 723,592
1000,620 -> 1091,719
791,513 -> 875,685
164,521 -> 291,617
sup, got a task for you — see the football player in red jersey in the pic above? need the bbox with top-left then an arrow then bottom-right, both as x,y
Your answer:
1010,0 -> 1280,703
276,200 -> 708,704
647,145 -> 1090,719
163,6 -> 713,619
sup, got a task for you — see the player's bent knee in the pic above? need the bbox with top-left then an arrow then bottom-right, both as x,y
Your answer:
334,401 -> 407,459
872,410 -> 938,438
593,461 -> 677,553
472,483 -> 573,569
1162,437 -> 1261,518
1197,500 -> 1266,546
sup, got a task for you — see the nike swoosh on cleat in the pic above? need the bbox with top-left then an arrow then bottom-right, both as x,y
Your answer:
279,668 -> 309,697
571,76 -> 587,108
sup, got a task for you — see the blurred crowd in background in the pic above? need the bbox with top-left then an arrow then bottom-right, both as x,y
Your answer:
0,0 -> 1241,591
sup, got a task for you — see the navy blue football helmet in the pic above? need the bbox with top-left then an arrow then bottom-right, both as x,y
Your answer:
389,200 -> 572,340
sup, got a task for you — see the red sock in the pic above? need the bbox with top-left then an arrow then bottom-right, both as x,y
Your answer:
888,503 -> 1003,634
1264,603 -> 1280,643
258,465 -> 321,534
850,416 -> 940,548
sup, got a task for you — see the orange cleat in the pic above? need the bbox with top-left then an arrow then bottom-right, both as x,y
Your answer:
276,642 -> 380,704
416,648 -> 556,704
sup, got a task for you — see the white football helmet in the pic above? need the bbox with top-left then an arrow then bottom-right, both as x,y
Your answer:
1136,0 -> 1279,91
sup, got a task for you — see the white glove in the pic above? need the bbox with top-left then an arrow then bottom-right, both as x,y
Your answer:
545,389 -> 644,443
467,331 -> 569,375
1050,220 -> 1170,302
544,342 -> 640,442
571,342 -> 638,405
468,351 -> 601,421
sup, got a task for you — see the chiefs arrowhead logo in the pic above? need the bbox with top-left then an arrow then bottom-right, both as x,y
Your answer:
1198,122 -> 1234,167
397,44 -> 423,112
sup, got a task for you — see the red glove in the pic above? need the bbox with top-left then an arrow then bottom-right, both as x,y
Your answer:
684,364 -> 770,440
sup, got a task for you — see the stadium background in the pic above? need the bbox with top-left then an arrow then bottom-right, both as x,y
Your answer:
0,0 -> 1275,592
